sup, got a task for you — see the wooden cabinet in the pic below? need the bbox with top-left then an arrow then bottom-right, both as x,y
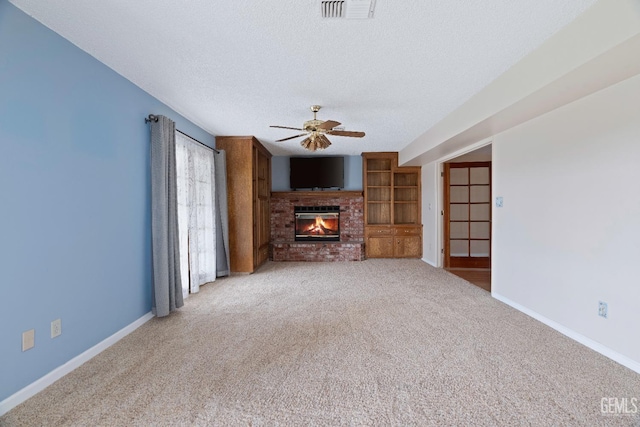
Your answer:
394,226 -> 422,258
362,152 -> 422,258
366,226 -> 394,258
216,136 -> 272,273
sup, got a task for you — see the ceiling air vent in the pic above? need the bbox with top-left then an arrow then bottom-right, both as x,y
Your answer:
321,1 -> 345,18
321,0 -> 376,19
345,0 -> 376,19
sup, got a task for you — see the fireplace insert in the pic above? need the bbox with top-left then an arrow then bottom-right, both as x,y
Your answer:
294,206 -> 340,242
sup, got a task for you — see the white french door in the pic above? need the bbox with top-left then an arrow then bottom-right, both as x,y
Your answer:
444,161 -> 491,268
175,132 -> 216,298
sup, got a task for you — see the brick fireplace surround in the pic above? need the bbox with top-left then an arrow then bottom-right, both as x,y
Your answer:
270,191 -> 365,262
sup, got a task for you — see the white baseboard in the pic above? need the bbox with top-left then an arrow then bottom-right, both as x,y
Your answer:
492,293 -> 640,375
0,312 -> 154,417
421,257 -> 438,268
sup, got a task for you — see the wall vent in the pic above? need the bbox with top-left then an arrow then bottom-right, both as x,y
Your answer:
321,0 -> 376,19
321,1 -> 345,18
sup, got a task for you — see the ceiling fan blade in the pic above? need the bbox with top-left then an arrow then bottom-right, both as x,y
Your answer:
270,125 -> 305,131
318,120 -> 341,130
327,130 -> 365,138
275,133 -> 308,142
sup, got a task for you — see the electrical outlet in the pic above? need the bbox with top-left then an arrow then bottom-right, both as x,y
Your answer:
22,329 -> 35,351
51,319 -> 62,338
495,196 -> 504,208
598,301 -> 608,319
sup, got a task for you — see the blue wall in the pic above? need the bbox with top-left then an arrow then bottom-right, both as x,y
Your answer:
0,3 -> 214,402
271,155 -> 363,191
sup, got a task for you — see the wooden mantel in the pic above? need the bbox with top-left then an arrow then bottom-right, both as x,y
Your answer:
271,191 -> 363,199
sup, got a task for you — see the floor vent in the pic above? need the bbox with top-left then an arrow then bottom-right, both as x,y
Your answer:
321,0 -> 376,19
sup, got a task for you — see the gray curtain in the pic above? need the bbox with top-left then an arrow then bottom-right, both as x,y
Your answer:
150,115 -> 184,317
214,150 -> 230,277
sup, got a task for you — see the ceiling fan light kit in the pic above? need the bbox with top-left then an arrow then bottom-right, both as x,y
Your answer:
270,105 -> 365,152
300,133 -> 332,152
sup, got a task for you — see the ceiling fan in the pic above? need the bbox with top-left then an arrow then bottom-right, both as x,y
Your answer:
270,105 -> 365,151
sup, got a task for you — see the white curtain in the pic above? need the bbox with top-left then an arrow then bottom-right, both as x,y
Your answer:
175,132 -> 216,298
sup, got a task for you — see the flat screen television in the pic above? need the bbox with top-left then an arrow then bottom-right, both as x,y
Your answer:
289,156 -> 344,190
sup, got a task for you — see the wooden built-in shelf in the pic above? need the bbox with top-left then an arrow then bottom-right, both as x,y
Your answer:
216,136 -> 272,273
362,152 -> 422,258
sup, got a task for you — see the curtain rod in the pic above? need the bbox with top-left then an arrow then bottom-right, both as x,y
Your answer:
144,114 -> 159,123
145,114 -> 219,153
176,130 -> 219,154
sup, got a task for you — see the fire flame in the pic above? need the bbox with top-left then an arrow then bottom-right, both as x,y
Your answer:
304,216 -> 336,235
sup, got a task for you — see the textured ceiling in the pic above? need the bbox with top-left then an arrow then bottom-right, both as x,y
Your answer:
9,0 -> 598,156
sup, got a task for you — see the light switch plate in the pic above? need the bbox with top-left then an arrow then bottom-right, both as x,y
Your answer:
496,196 -> 503,208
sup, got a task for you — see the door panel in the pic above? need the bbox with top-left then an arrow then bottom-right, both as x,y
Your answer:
444,162 -> 491,268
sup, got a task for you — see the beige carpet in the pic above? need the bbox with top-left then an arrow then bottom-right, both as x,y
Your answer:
2,260 -> 639,426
